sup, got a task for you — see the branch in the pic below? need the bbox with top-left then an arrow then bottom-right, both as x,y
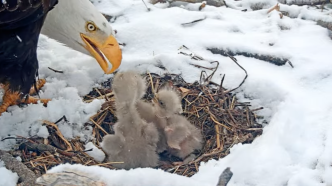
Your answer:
48,67 -> 63,74
0,150 -> 38,186
208,48 -> 289,66
19,141 -> 75,157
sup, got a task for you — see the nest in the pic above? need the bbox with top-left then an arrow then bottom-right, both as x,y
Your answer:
5,66 -> 264,178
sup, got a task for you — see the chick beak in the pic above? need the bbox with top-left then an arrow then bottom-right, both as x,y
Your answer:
80,34 -> 122,74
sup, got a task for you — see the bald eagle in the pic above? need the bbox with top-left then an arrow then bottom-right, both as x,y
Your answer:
0,0 -> 122,115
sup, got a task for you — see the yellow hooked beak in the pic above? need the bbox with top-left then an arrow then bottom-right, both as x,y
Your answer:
80,34 -> 122,74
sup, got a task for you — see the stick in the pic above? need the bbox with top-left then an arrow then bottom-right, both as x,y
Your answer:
224,55 -> 248,93
215,124 -> 221,149
54,115 -> 68,124
42,120 -> 73,151
19,141 -> 75,157
181,18 -> 206,26
89,115 -> 109,135
141,0 -> 151,11
147,72 -> 156,95
267,3 -> 280,14
48,67 -> 64,73
287,60 -> 294,68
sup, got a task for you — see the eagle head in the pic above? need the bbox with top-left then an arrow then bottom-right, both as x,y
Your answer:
41,0 -> 122,74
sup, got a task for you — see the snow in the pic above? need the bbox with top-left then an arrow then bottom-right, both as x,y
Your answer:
84,142 -> 106,162
0,161 -> 19,186
48,163 -> 205,186
1,0 -> 332,185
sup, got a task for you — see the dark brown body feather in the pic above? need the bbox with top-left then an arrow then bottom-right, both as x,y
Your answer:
0,0 -> 58,96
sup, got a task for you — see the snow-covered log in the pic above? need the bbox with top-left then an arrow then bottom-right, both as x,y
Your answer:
278,0 -> 330,6
150,0 -> 225,7
150,0 -> 329,7
207,48 -> 289,66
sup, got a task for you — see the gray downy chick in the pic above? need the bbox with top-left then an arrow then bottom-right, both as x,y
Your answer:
143,87 -> 203,160
136,87 -> 183,153
101,71 -> 159,169
165,114 -> 203,160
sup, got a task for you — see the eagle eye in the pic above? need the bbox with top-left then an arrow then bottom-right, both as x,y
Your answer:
86,22 -> 97,32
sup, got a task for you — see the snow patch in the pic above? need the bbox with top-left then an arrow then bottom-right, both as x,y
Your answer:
0,161 -> 18,186
84,142 -> 106,162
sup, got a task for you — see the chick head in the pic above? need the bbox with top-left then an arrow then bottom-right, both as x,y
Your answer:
153,88 -> 183,117
112,71 -> 146,102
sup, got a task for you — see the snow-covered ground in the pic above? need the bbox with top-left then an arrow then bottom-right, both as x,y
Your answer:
1,0 -> 332,185
0,161 -> 18,186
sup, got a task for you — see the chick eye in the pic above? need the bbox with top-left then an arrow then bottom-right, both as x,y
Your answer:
159,100 -> 164,106
86,22 -> 97,32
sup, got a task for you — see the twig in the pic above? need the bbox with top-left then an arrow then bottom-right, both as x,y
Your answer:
209,112 -> 232,131
251,107 -> 264,112
48,67 -> 64,73
204,61 -> 219,84
199,1 -> 206,10
223,0 -> 228,8
90,114 -> 109,135
287,60 -> 294,68
55,115 -> 68,124
141,0 -> 151,11
190,63 -> 215,70
218,74 -> 226,94
147,72 -> 156,95
43,120 -> 73,151
267,3 -> 280,14
181,18 -> 206,26
215,125 -> 221,149
224,55 -> 248,93
19,141 -> 75,157
93,162 -> 125,166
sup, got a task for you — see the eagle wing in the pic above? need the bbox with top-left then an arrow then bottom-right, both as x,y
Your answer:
0,0 -> 58,29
